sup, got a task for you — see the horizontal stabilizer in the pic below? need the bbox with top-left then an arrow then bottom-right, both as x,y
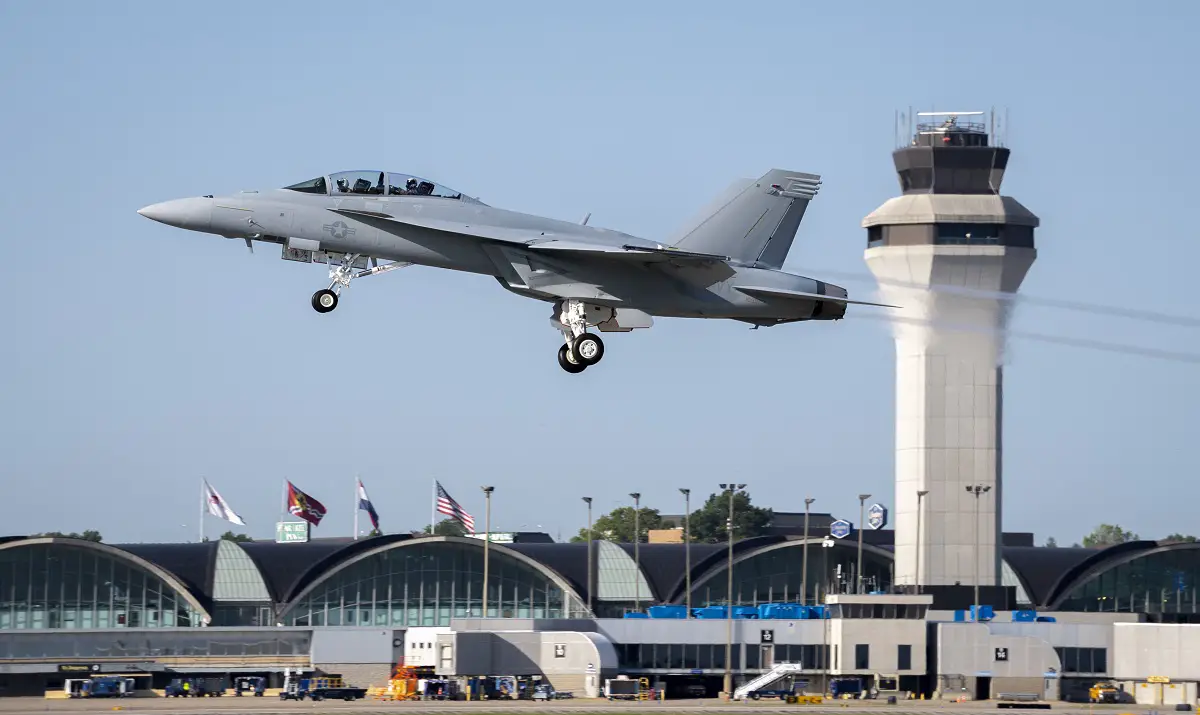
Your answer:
735,285 -> 900,309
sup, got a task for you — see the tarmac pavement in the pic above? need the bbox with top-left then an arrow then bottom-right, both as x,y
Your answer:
0,696 -> 1165,715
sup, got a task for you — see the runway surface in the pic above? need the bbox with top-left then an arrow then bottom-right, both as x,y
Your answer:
0,697 -> 1159,715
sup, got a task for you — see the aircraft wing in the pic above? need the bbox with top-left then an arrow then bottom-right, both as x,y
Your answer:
328,209 -> 729,265
735,285 -> 901,308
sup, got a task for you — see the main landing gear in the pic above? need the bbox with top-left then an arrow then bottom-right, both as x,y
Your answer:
556,299 -> 605,374
310,253 -> 411,313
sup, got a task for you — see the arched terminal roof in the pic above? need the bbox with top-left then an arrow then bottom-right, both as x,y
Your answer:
5,533 -> 1185,619
0,537 -> 213,624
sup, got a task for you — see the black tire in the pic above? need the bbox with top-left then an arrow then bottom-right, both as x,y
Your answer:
557,344 -> 586,373
573,332 -> 604,365
311,289 -> 338,313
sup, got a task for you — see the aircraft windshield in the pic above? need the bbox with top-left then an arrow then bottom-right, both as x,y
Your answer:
283,176 -> 327,194
283,170 -> 463,199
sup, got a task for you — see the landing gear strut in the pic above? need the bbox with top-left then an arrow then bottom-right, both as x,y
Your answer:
556,299 -> 605,373
309,253 -> 411,313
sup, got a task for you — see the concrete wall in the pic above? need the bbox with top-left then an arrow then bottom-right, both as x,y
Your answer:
597,617 -> 825,646
937,623 -> 1060,679
310,627 -> 396,665
1114,623 -> 1200,681
830,619 -> 926,675
311,662 -> 393,689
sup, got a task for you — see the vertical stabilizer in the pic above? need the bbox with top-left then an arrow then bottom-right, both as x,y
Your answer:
670,169 -> 821,268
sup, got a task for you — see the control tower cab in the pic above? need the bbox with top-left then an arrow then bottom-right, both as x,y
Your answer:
862,110 -> 1039,597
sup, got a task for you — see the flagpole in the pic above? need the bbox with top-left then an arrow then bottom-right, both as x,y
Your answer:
431,478 -> 436,535
353,476 -> 359,540
199,479 -> 205,543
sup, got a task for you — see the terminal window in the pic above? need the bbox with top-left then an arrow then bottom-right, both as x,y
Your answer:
898,644 -> 912,671
1053,647 -> 1107,674
855,644 -> 870,670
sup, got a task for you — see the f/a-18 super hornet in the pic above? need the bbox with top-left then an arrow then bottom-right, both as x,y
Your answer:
138,168 -> 892,373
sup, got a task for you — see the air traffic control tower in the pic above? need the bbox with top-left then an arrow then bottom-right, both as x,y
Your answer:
863,111 -> 1039,601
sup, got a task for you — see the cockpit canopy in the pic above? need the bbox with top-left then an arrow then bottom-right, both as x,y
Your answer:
283,170 -> 465,200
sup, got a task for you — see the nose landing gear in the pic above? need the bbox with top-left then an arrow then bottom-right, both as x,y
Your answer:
308,253 -> 412,313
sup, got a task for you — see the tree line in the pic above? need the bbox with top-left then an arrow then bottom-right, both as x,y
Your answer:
1044,524 -> 1197,548
29,515 -> 1198,549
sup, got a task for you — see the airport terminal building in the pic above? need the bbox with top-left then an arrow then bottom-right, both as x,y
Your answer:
4,530 -> 1200,701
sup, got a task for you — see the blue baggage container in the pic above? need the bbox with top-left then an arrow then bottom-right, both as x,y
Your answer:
1035,616 -> 1056,622
1012,609 -> 1037,622
647,605 -> 687,619
623,611 -> 648,618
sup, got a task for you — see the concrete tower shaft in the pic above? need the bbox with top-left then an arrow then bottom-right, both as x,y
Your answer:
863,111 -> 1038,592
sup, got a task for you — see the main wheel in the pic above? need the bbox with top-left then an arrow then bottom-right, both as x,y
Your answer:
311,289 -> 338,313
573,332 -> 604,365
557,344 -> 586,373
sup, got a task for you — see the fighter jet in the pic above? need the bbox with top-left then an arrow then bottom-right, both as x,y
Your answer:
137,168 -> 892,373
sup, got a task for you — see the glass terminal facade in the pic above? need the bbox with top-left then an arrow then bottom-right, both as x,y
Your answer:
687,543 -> 894,607
283,541 -> 588,626
0,543 -> 206,629
1056,547 -> 1200,614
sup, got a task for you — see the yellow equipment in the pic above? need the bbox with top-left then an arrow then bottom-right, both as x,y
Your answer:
1089,682 -> 1120,703
375,663 -> 420,701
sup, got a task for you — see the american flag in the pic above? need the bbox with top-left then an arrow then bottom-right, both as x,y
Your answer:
435,482 -> 475,532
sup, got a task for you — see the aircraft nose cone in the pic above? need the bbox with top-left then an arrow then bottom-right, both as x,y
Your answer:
137,197 -> 213,232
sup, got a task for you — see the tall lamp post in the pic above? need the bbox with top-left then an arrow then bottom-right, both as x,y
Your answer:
915,490 -> 929,594
856,494 -> 871,594
481,486 -> 494,618
583,496 -> 593,616
719,482 -> 746,699
965,484 -> 991,609
630,492 -> 641,612
801,497 -> 815,605
680,488 -> 691,617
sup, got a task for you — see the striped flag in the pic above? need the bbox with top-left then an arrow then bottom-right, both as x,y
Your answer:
435,481 -> 475,532
357,479 -> 380,532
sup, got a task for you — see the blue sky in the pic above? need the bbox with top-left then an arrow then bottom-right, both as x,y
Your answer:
1,1 -> 1196,545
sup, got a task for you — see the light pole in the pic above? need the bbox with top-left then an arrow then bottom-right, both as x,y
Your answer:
821,536 -> 834,691
856,494 -> 870,594
801,497 -> 815,605
719,482 -> 746,699
680,488 -> 691,617
481,486 -> 494,618
583,497 -> 593,616
966,484 -> 991,609
630,492 -> 641,612
915,490 -> 929,594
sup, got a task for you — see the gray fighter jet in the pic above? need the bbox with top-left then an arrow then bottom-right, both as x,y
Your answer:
138,168 -> 892,373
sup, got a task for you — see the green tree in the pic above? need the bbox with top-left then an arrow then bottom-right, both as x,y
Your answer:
1044,536 -> 1058,548
1164,533 -> 1198,543
1082,524 -> 1138,548
33,530 -> 102,542
686,489 -> 773,544
220,531 -> 252,542
423,519 -> 468,537
570,506 -> 663,543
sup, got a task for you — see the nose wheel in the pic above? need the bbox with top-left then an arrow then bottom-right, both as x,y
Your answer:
557,332 -> 604,373
311,289 -> 338,313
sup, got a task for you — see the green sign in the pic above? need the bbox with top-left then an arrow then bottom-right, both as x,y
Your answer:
276,521 -> 309,543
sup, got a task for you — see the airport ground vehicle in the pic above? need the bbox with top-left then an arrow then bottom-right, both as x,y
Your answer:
279,674 -> 366,701
234,676 -> 266,696
164,677 -> 227,697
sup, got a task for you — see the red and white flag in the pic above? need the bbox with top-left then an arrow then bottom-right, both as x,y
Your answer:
203,479 -> 246,526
